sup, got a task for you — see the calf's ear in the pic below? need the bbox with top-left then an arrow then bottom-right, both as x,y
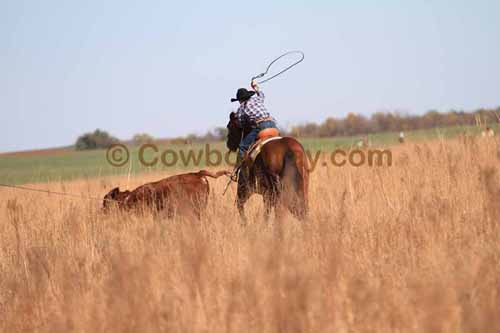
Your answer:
110,187 -> 120,199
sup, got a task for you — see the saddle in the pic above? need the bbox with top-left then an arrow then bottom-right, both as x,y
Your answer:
245,128 -> 281,164
228,128 -> 281,185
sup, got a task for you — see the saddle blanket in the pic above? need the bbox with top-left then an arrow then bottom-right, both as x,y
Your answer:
247,136 -> 283,162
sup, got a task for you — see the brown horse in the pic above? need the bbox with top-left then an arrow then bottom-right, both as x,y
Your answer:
226,112 -> 309,221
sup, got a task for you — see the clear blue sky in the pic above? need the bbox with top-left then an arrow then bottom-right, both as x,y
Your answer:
1,0 -> 499,152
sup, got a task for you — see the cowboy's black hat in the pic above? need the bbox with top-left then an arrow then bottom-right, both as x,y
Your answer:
231,88 -> 255,102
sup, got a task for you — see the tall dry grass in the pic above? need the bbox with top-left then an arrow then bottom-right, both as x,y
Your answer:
1,136 -> 499,332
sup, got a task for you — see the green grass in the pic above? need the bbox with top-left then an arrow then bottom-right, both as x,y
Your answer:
0,124 -> 496,185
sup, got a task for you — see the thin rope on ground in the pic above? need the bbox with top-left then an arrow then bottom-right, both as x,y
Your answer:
0,183 -> 105,201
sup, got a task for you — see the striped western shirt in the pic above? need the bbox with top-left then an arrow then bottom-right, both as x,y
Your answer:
235,91 -> 271,128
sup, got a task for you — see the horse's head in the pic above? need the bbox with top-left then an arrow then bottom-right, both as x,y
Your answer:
226,112 -> 243,152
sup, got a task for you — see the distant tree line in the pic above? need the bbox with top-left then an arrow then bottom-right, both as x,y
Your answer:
289,108 -> 500,138
132,133 -> 155,145
74,108 -> 499,150
75,129 -> 119,150
74,127 -> 227,150
185,127 -> 228,143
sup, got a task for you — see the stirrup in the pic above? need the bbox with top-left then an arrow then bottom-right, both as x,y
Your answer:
230,171 -> 238,182
229,165 -> 240,182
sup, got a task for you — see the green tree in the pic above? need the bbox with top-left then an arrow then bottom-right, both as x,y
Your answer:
132,133 -> 155,145
75,129 -> 119,150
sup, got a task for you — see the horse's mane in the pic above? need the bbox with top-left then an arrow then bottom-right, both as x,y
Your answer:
226,112 -> 251,152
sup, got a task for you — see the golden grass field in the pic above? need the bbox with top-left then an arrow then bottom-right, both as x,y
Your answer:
1,136 -> 499,332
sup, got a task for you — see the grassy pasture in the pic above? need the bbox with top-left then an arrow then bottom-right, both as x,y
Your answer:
0,135 -> 499,331
0,124 -> 495,185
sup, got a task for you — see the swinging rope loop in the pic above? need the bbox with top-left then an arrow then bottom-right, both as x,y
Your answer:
251,50 -> 304,84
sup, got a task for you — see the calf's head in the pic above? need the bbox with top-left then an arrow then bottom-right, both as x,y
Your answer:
102,187 -> 130,211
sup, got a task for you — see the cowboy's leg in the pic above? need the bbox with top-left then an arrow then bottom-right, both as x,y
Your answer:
232,127 -> 258,181
238,127 -> 259,160
236,127 -> 259,184
235,128 -> 258,222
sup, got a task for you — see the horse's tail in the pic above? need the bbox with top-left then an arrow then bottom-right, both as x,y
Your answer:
281,140 -> 309,219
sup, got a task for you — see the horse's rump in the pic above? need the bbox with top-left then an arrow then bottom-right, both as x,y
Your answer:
260,137 -> 309,218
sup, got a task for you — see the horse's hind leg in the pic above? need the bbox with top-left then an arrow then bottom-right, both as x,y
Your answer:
263,191 -> 277,222
268,175 -> 287,222
263,174 -> 281,221
290,197 -> 308,221
283,184 -> 308,221
293,170 -> 309,221
263,193 -> 272,221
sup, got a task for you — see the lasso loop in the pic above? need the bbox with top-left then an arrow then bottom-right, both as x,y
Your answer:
251,50 -> 304,84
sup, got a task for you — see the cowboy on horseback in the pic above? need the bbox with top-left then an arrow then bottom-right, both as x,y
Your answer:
230,80 -> 278,159
224,51 -> 308,220
225,82 -> 309,220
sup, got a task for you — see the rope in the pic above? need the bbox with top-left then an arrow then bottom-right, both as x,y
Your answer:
252,50 -> 304,84
0,183 -> 105,202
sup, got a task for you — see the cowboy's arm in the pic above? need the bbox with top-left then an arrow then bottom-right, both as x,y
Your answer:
251,80 -> 264,99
